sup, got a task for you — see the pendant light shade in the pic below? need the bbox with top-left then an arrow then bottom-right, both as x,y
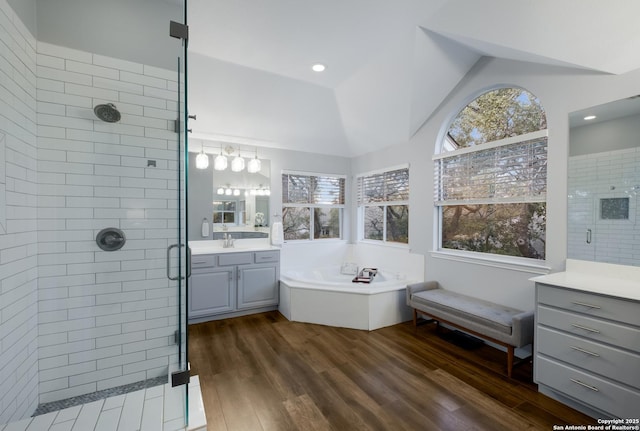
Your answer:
195,143 -> 209,169
231,149 -> 245,172
247,147 -> 261,173
214,144 -> 228,171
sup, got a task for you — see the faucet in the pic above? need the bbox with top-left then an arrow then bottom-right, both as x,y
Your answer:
222,233 -> 234,248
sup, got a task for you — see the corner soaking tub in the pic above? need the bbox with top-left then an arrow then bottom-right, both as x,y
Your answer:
279,266 -> 416,330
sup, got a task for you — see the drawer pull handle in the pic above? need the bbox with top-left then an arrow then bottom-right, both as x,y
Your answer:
192,261 -> 207,265
570,378 -> 599,392
571,323 -> 600,334
571,301 -> 601,309
570,346 -> 600,357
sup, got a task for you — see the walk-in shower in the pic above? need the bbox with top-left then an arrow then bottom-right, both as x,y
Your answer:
0,0 -> 191,428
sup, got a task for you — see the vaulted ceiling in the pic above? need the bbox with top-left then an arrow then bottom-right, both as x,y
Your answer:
187,0 -> 640,157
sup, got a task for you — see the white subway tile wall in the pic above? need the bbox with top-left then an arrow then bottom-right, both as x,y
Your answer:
35,38 -> 182,405
0,0 -> 39,424
568,147 -> 640,265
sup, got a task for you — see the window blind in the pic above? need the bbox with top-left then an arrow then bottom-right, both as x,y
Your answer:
434,136 -> 547,206
357,168 -> 409,205
282,173 -> 345,205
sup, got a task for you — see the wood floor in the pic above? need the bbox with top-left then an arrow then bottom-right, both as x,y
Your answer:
188,311 -> 595,431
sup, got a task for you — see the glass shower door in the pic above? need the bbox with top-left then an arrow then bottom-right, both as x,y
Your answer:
167,1 -> 191,427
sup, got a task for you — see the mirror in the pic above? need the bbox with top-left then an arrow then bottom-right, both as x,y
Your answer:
212,159 -> 271,228
568,96 -> 640,266
187,148 -> 271,241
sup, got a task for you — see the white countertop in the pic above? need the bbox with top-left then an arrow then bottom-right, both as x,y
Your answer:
531,259 -> 640,301
189,239 -> 280,255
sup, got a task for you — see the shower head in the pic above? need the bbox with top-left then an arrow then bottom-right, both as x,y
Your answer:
93,103 -> 121,123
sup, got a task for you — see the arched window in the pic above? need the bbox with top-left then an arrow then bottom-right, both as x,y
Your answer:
434,87 -> 547,260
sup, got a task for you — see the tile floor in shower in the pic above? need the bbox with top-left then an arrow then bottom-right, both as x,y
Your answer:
0,376 -> 205,431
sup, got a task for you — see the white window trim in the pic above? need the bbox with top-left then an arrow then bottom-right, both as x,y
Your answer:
281,171 -> 346,242
430,249 -> 551,274
432,129 -> 548,160
356,165 -> 410,246
434,121 -> 548,262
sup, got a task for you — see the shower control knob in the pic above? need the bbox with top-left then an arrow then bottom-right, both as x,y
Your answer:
96,228 -> 126,251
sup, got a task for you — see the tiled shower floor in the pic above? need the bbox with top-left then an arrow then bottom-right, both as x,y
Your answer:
0,376 -> 205,431
33,376 -> 168,416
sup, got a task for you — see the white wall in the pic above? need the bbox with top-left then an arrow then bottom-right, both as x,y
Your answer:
35,41 -> 182,403
36,0 -> 182,70
351,57 -> 640,311
570,113 -> 640,156
0,0 -> 39,423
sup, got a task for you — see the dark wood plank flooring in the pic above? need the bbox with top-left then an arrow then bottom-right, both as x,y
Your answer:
189,312 -> 596,431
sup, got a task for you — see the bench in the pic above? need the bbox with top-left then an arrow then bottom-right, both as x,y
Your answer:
406,281 -> 534,377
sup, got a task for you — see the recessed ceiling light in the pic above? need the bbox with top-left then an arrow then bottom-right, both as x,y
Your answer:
311,63 -> 326,72
583,115 -> 597,120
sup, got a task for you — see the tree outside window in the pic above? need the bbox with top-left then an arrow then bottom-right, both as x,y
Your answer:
435,87 -> 547,259
282,173 -> 344,241
357,167 -> 409,244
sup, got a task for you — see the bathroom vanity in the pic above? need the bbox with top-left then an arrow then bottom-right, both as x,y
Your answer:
188,241 -> 280,323
531,260 -> 640,419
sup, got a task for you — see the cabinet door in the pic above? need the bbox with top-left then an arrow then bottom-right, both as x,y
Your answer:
237,263 -> 278,309
189,268 -> 234,318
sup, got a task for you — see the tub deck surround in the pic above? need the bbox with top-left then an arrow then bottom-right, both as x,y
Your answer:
278,242 -> 425,330
280,267 -> 420,331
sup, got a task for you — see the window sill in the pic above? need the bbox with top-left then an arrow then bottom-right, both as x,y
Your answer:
430,249 -> 551,274
283,239 -> 347,244
358,239 -> 410,250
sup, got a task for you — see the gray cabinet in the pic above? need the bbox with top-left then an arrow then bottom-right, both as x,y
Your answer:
189,269 -> 234,317
188,250 -> 280,323
534,282 -> 640,419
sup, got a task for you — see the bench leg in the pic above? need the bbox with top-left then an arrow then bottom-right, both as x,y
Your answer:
507,345 -> 514,378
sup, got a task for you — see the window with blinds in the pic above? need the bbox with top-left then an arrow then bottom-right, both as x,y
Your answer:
281,172 -> 345,241
434,87 -> 547,260
282,173 -> 345,205
434,131 -> 548,206
356,167 -> 409,244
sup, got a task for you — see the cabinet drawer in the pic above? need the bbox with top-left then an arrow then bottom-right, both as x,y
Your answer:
537,326 -> 640,388
536,356 -> 640,419
255,251 -> 279,263
537,305 -> 640,353
190,254 -> 216,270
537,283 -> 640,326
218,252 -> 253,266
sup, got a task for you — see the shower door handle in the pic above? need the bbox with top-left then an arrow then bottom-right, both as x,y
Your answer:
166,243 -> 188,281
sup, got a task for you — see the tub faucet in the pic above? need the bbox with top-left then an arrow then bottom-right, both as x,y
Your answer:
222,233 -> 234,248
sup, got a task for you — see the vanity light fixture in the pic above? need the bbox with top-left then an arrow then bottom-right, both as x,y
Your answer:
214,144 -> 228,171
247,147 -> 261,173
584,115 -> 597,121
216,187 -> 225,195
312,63 -> 326,72
231,147 -> 245,172
195,142 -> 209,169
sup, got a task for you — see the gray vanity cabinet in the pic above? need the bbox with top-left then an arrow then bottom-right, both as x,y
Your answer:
188,250 -> 280,323
534,282 -> 640,419
237,263 -> 279,309
189,268 -> 234,317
